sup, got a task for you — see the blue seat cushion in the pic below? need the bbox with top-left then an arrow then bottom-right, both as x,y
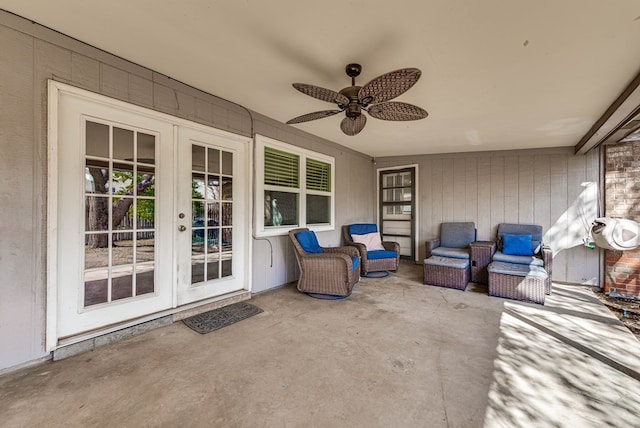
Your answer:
351,256 -> 360,272
432,247 -> 470,260
349,223 -> 378,238
367,250 -> 397,260
492,251 -> 544,267
295,231 -> 323,254
488,261 -> 548,279
424,256 -> 469,269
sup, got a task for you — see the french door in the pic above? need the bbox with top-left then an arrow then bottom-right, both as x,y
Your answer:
48,82 -> 250,346
176,127 -> 249,305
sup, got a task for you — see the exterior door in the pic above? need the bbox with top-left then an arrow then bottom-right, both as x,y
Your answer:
49,82 -> 250,347
176,127 -> 250,305
379,167 -> 416,260
53,87 -> 175,339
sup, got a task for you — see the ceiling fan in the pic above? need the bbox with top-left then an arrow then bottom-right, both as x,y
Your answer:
286,63 -> 428,136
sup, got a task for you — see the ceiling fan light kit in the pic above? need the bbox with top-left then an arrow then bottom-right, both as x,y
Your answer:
287,63 -> 428,136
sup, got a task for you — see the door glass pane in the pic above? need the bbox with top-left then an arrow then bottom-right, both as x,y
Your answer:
137,133 -> 156,164
86,121 -> 109,158
207,175 -> 219,200
136,232 -> 154,263
86,161 -> 110,194
222,151 -> 233,175
112,266 -> 133,301
137,167 -> 155,196
84,270 -> 109,306
113,197 -> 134,231
112,163 -> 134,195
221,202 -> 232,226
136,265 -> 155,296
85,234 -> 109,268
221,177 -> 233,200
208,202 -> 219,227
208,148 -> 220,173
85,196 -> 109,231
222,258 -> 232,278
192,145 -> 205,171
136,199 -> 155,229
84,121 -> 157,307
113,127 -> 134,161
207,258 -> 219,281
192,202 -> 205,227
192,173 -> 205,199
222,229 -> 232,252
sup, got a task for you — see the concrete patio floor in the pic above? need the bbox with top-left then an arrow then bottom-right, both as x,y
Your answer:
1,262 -> 639,427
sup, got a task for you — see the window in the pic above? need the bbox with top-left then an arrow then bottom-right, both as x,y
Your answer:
255,135 -> 334,236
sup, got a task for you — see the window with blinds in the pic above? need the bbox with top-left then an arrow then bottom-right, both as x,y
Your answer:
256,135 -> 335,236
264,147 -> 299,188
306,158 -> 331,192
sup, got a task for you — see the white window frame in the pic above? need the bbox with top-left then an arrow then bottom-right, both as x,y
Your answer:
255,134 -> 335,237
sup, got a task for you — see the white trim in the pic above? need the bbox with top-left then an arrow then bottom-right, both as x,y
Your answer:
254,134 -> 335,237
376,164 -> 420,263
46,81 -> 60,352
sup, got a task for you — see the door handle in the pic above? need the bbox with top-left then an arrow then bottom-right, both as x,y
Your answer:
178,225 -> 186,232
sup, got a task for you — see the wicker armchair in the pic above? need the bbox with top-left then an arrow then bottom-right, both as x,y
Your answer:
423,222 -> 476,290
342,224 -> 400,277
289,228 -> 360,298
488,223 -> 553,304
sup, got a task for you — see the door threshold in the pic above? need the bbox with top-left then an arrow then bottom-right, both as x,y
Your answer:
54,290 -> 251,361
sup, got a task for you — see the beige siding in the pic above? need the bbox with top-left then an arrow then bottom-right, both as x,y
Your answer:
0,11 -> 374,370
376,148 -> 601,284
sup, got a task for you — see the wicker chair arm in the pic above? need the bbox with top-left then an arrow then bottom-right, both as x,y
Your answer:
323,245 -> 360,258
425,238 -> 440,259
541,245 -> 553,276
382,241 -> 400,253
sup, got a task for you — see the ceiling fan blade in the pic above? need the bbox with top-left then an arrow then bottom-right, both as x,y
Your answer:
286,110 -> 343,124
367,102 -> 428,121
292,83 -> 350,106
340,115 -> 367,136
359,68 -> 422,104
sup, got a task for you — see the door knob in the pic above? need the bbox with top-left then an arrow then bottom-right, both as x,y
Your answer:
178,225 -> 186,232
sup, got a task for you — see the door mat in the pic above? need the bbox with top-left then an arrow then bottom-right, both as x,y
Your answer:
182,302 -> 263,334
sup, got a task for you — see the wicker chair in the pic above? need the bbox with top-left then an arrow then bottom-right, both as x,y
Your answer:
342,224 -> 400,277
289,228 -> 360,298
423,222 -> 476,290
487,223 -> 553,304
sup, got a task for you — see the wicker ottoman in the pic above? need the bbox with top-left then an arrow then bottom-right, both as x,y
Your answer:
488,261 -> 548,304
423,256 -> 470,290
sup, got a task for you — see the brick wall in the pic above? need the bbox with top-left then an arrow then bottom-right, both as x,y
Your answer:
604,141 -> 640,298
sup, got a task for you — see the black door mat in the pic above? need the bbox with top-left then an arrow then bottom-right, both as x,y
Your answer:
182,302 -> 263,334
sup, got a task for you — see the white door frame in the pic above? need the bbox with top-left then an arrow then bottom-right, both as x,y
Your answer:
47,81 -> 252,351
376,164 -> 420,263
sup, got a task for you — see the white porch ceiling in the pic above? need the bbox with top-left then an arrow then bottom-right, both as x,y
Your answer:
2,0 -> 640,157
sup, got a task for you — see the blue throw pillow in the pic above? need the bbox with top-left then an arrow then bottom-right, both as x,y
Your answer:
295,231 -> 323,254
502,233 -> 533,256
